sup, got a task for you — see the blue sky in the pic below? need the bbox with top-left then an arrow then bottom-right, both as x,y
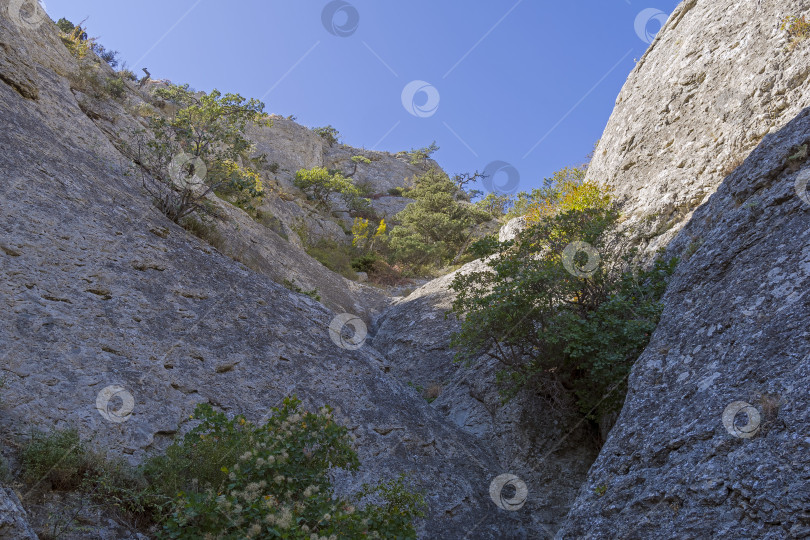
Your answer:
44,0 -> 680,194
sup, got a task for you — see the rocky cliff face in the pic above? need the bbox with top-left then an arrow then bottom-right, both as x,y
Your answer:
588,0 -> 810,253
559,99 -> 810,540
556,0 -> 810,537
0,486 -> 37,539
3,0 -> 809,537
372,260 -> 599,535
247,116 -> 426,247
0,10 -> 529,539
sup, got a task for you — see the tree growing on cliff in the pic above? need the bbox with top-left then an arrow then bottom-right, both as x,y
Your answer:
127,84 -> 267,222
475,192 -> 513,217
450,180 -> 676,420
389,168 -> 491,269
313,125 -> 340,146
293,166 -> 362,211
404,141 -> 439,165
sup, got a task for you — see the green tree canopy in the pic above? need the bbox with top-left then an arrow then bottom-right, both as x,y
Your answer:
389,168 -> 491,269
450,184 -> 676,420
129,84 -> 268,222
293,166 -> 362,210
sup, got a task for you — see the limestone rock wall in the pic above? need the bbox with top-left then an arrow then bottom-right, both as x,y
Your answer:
558,0 -> 810,535
588,0 -> 810,253
559,102 -> 810,540
248,116 -> 429,247
0,486 -> 38,539
0,10 -> 532,539
372,258 -> 599,536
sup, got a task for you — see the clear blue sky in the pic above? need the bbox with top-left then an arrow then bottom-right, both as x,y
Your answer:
44,0 -> 680,194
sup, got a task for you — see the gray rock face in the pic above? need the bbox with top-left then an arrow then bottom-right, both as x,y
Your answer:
556,1 -> 810,536
0,486 -> 38,539
372,260 -> 599,536
0,10 -> 540,539
247,116 -> 428,248
498,216 -> 526,242
558,97 -> 810,540
587,0 -> 810,253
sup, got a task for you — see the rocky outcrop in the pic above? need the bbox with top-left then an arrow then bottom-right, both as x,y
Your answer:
557,0 -> 810,536
587,0 -> 810,253
373,258 -> 599,536
559,102 -> 810,540
498,216 -> 526,242
248,116 -> 428,246
0,11 -> 532,539
0,486 -> 38,539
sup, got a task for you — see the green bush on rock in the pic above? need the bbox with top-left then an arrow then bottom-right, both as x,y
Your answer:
126,84 -> 268,223
449,180 -> 677,421
18,399 -> 425,538
389,168 -> 491,271
293,167 -> 361,211
155,399 -> 425,539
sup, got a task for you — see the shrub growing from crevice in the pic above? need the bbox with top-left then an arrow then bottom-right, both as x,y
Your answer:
124,84 -> 268,223
293,166 -> 362,212
781,15 -> 810,49
449,181 -> 677,423
313,125 -> 340,146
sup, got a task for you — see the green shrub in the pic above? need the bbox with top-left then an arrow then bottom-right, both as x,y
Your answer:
22,428 -> 89,490
502,166 -> 589,221
156,399 -> 425,539
351,253 -> 379,273
450,184 -> 677,420
388,187 -> 405,197
389,168 -> 491,270
20,428 -> 159,526
313,125 -> 340,146
19,401 -> 426,538
465,234 -> 501,259
104,76 -> 126,98
91,42 -> 120,68
293,167 -> 360,211
306,240 -> 356,279
474,193 -> 512,218
56,18 -> 80,36
405,142 -> 439,165
126,84 -> 268,222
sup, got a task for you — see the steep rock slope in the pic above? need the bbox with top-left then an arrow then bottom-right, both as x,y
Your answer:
373,260 -> 599,536
559,103 -> 810,540
557,0 -> 810,535
247,116 -> 426,246
588,0 -> 810,252
0,11 -> 533,539
24,39 -> 390,323
0,486 -> 37,539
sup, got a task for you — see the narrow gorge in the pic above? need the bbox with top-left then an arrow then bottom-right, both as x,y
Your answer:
1,0 -> 809,539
